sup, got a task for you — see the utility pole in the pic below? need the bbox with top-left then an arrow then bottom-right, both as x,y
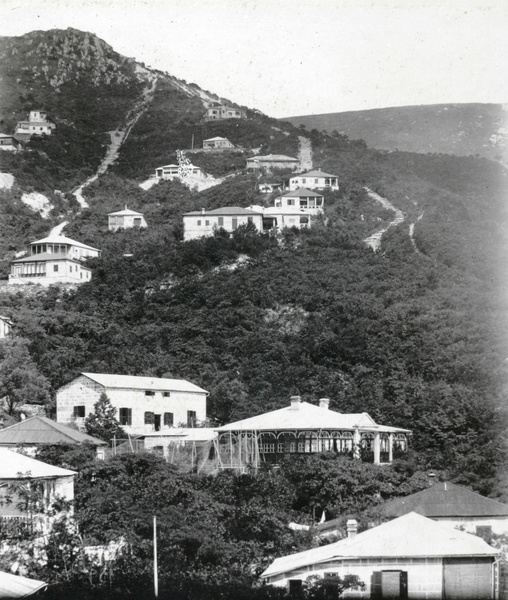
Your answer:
153,516 -> 159,598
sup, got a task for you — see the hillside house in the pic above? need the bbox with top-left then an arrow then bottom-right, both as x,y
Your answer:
8,234 -> 100,286
257,182 -> 284,194
0,133 -> 22,151
0,448 -> 75,531
203,104 -> 246,121
289,169 -> 339,191
262,512 -> 500,600
56,373 -> 208,436
0,315 -> 12,338
182,207 -> 263,240
155,163 -> 207,181
247,205 -> 313,231
275,188 -> 325,215
203,136 -> 235,150
0,416 -> 107,458
215,396 -> 410,470
246,154 -> 300,171
108,207 -> 148,231
379,481 -> 508,537
15,110 -> 56,136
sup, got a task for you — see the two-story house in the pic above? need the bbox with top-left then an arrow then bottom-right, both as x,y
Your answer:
8,234 -> 100,286
56,373 -> 208,436
0,134 -> 22,152
275,188 -> 325,214
202,137 -> 235,150
108,207 -> 148,231
247,205 -> 312,231
15,110 -> 56,136
289,169 -> 339,191
203,104 -> 246,121
182,207 -> 263,240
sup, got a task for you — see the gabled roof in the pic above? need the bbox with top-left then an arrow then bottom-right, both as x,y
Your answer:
380,481 -> 508,518
216,401 -> 410,433
11,253 -> 91,264
183,207 -> 263,217
81,373 -> 208,394
249,154 -> 299,162
0,416 -> 106,447
108,208 -> 144,217
29,234 -> 99,252
0,571 -> 47,598
281,188 -> 324,198
156,164 -> 179,169
0,448 -> 76,479
293,169 -> 338,178
262,512 -> 499,578
203,137 -> 230,142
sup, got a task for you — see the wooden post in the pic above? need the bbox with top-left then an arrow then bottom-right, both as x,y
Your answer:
153,516 -> 158,598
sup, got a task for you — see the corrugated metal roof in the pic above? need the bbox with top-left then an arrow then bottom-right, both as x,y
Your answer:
380,482 -> 508,518
29,234 -> 99,252
216,401 -> 410,433
0,416 -> 106,447
82,373 -> 208,394
0,571 -> 47,598
281,188 -> 324,198
183,207 -> 263,217
262,512 -> 499,578
0,448 -> 76,479
294,170 -> 338,178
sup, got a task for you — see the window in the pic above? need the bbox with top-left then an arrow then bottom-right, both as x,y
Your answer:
162,391 -> 170,397
164,412 -> 174,426
218,217 -> 224,226
187,410 -> 197,427
247,216 -> 253,223
287,199 -> 295,206
53,265 -> 59,272
119,408 -> 132,426
69,266 -> 72,272
232,218 -> 238,230
73,405 -> 85,418
315,179 -> 318,183
145,390 -> 155,397
205,220 -> 210,226
197,220 -> 201,226
302,178 -> 306,183
152,446 -> 164,455
144,411 -> 155,425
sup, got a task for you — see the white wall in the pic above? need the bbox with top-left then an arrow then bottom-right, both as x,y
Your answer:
289,176 -> 339,191
436,515 -> 508,536
183,214 -> 263,240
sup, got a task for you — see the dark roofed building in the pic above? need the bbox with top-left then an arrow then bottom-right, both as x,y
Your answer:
380,481 -> 508,536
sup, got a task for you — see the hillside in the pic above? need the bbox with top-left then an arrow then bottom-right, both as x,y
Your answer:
0,28 -> 507,503
284,103 -> 508,163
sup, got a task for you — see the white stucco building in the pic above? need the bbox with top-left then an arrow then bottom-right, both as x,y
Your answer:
56,373 -> 208,436
248,205 -> 313,231
15,110 -> 56,136
275,188 -> 325,215
9,234 -> 100,286
182,207 -> 263,240
203,104 -> 246,121
155,164 -> 207,181
246,154 -> 300,171
289,169 -> 339,191
108,207 -> 148,231
203,136 -> 235,150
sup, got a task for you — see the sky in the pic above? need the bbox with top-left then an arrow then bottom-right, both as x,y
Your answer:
1,0 -> 507,118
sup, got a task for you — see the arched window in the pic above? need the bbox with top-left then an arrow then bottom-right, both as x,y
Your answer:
298,432 -> 319,453
259,432 -> 276,453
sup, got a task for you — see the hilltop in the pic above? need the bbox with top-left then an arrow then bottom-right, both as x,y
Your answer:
284,103 -> 508,163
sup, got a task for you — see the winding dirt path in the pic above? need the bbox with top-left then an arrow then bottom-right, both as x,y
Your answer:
298,136 -> 313,171
72,74 -> 158,208
363,188 -> 405,251
409,213 -> 424,254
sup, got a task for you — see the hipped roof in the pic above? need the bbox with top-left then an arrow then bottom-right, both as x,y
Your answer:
294,169 -> 338,178
29,234 -> 99,252
12,253 -> 91,264
0,416 -> 106,447
0,571 -> 47,598
262,512 -> 499,579
281,188 -> 324,198
183,207 -> 263,217
380,481 -> 508,518
0,448 -> 76,479
81,373 -> 208,394
203,136 -> 230,142
216,401 -> 410,434
108,208 -> 144,217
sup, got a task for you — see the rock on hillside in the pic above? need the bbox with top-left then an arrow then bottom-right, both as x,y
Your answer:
284,103 -> 508,164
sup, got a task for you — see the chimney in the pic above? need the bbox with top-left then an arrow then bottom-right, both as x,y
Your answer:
201,208 -> 205,214
319,398 -> 330,410
427,472 -> 436,486
346,519 -> 358,539
290,395 -> 301,409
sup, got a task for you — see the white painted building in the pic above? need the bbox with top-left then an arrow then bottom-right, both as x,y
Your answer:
108,207 -> 148,231
0,133 -> 21,151
56,373 -> 208,436
246,154 -> 300,171
0,315 -> 12,338
9,234 -> 100,286
155,164 -> 207,181
203,104 -> 246,121
262,512 -> 500,600
182,207 -> 263,240
15,110 -> 56,136
248,205 -> 313,231
203,136 -> 235,150
289,169 -> 339,191
275,188 -> 325,215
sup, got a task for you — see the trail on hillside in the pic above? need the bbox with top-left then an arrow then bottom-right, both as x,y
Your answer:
49,221 -> 68,236
409,213 -> 424,254
363,188 -> 405,252
72,74 -> 158,208
298,136 -> 313,170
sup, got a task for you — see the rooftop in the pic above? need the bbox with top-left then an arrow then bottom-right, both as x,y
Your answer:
81,373 -> 208,394
203,136 -> 230,142
0,416 -> 106,447
249,154 -> 299,162
281,188 -> 324,198
12,252 -> 92,264
108,207 -> 144,217
262,512 -> 499,579
380,481 -> 508,518
0,447 -> 76,479
29,234 -> 99,252
294,169 -> 338,178
216,399 -> 410,434
184,206 -> 263,217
